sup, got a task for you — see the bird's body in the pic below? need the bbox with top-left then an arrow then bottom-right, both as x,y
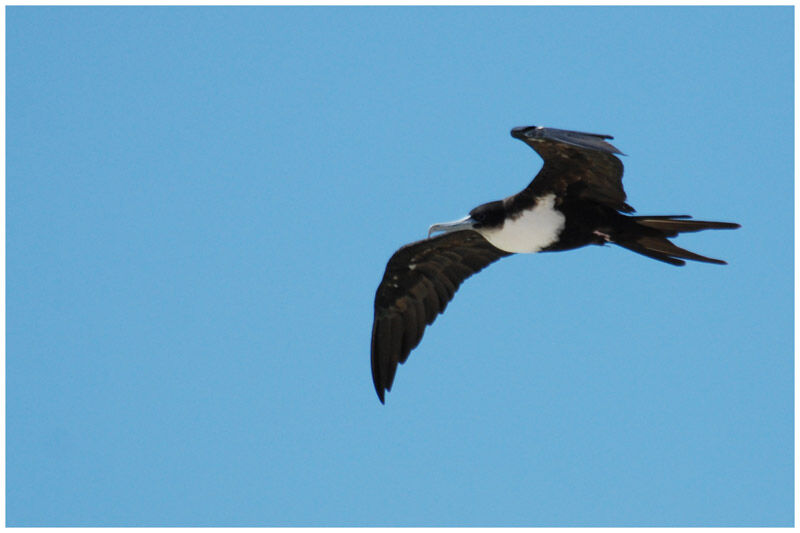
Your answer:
371,126 -> 739,403
479,194 -> 565,253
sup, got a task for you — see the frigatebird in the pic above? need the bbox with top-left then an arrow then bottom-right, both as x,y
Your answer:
371,126 -> 739,403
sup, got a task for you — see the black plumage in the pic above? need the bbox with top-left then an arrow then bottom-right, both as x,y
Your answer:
371,231 -> 510,403
370,126 -> 739,403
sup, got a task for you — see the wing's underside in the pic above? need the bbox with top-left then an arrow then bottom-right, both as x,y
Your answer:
371,230 -> 510,402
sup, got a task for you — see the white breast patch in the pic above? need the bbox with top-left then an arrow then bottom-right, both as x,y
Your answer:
477,194 -> 565,254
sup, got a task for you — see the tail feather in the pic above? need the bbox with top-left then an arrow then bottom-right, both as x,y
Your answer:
614,240 -> 688,266
613,215 -> 739,266
633,216 -> 740,236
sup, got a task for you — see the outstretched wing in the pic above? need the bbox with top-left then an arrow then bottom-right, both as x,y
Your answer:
511,126 -> 633,213
371,230 -> 511,403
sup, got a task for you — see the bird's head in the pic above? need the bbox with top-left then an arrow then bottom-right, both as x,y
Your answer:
427,201 -> 505,237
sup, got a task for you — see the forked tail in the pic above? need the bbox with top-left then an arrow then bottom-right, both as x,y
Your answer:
613,215 -> 740,266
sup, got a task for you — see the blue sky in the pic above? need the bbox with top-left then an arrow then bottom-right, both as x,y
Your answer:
7,6 -> 793,526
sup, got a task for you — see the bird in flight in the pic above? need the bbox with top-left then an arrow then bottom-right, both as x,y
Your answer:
371,126 -> 739,403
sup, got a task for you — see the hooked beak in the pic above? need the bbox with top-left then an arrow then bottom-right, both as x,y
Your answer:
427,215 -> 475,238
